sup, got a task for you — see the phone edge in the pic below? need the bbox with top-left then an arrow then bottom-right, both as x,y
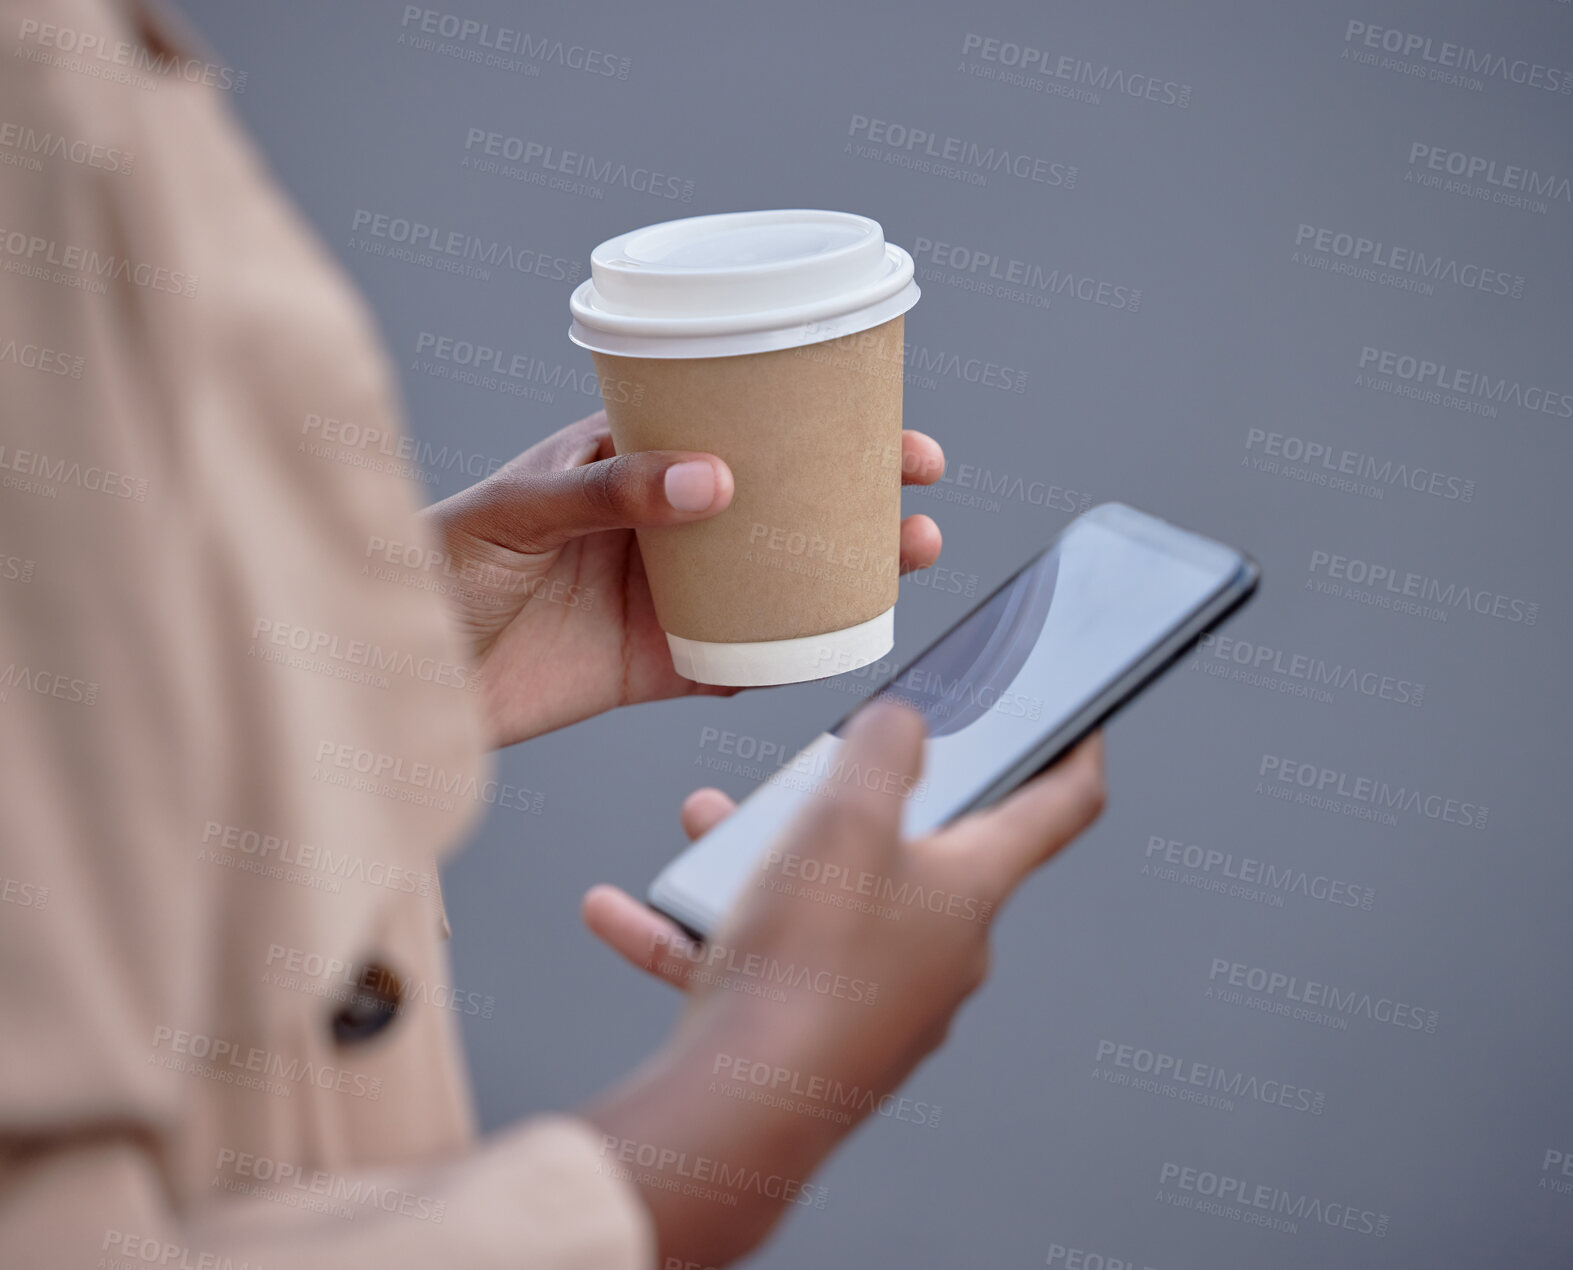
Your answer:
649,545 -> 1260,938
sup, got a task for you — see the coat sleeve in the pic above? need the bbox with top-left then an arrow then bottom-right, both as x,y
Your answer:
0,1 -> 653,1266
1,1118 -> 651,1269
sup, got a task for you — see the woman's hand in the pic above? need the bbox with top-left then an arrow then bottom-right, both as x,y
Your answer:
577,704 -> 1106,1267
422,411 -> 946,748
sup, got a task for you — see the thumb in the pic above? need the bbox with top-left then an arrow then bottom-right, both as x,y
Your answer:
476,450 -> 734,555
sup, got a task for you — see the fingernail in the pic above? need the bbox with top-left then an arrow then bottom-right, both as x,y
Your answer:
664,460 -> 716,512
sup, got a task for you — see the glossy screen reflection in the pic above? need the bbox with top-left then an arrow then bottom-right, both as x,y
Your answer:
654,512 -> 1241,930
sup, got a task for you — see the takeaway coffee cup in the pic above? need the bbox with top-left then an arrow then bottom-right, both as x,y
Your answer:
568,209 -> 920,687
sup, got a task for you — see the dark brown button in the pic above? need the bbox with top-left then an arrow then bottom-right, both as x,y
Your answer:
331,960 -> 404,1045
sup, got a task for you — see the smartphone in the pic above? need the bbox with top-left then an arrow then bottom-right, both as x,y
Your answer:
649,502 -> 1260,937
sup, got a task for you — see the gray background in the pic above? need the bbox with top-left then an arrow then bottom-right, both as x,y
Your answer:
178,0 -> 1573,1264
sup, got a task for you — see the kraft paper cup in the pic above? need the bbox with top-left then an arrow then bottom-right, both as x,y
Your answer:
569,210 -> 920,687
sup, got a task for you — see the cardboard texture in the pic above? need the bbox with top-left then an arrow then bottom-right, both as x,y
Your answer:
592,314 -> 905,644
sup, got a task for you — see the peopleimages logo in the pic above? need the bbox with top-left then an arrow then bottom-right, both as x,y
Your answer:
959,32 -> 1193,109
791,329 -> 1029,394
0,337 -> 84,379
398,7 -> 631,78
200,821 -> 433,895
696,725 -> 929,805
313,739 -> 546,815
250,618 -> 479,693
845,114 -> 1077,189
1293,223 -> 1525,297
263,944 -> 495,1019
1343,20 -> 1573,95
1195,629 -> 1425,709
1207,957 -> 1440,1034
410,331 -> 640,404
214,1146 -> 448,1223
1046,1241 -> 1159,1270
349,209 -> 580,283
1243,428 -> 1474,504
102,1230 -> 258,1270
460,129 -> 695,202
911,233 -> 1140,312
762,850 -> 987,923
0,661 -> 99,706
1357,346 -> 1573,419
0,227 -> 198,297
1095,1038 -> 1328,1115
150,1025 -> 383,1099
1259,753 -> 1488,829
1306,548 -> 1540,628
1406,142 -> 1573,209
838,661 -> 1043,721
1158,1161 -> 1390,1238
14,18 -> 247,91
710,1053 -> 942,1128
597,1135 -> 828,1210
1144,836 -> 1377,911
1542,1148 -> 1573,1195
0,445 -> 148,503
302,412 -> 506,486
0,121 -> 133,175
865,441 -> 1094,517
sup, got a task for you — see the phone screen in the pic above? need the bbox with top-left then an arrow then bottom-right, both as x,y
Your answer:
651,505 -> 1249,932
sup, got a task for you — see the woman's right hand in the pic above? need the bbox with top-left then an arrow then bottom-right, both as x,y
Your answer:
578,702 -> 1106,1268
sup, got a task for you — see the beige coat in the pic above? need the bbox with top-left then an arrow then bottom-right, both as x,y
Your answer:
0,0 -> 650,1263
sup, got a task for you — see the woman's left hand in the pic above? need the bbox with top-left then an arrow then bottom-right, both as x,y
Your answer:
422,410 -> 946,748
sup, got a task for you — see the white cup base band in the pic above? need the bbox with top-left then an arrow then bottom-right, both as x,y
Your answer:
665,607 -> 895,687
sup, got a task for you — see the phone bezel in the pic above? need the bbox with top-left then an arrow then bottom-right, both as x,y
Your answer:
648,504 -> 1259,938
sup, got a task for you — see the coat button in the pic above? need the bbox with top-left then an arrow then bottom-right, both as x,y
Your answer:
331,960 -> 404,1045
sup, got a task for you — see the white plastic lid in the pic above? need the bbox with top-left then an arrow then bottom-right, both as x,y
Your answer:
569,209 -> 919,359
